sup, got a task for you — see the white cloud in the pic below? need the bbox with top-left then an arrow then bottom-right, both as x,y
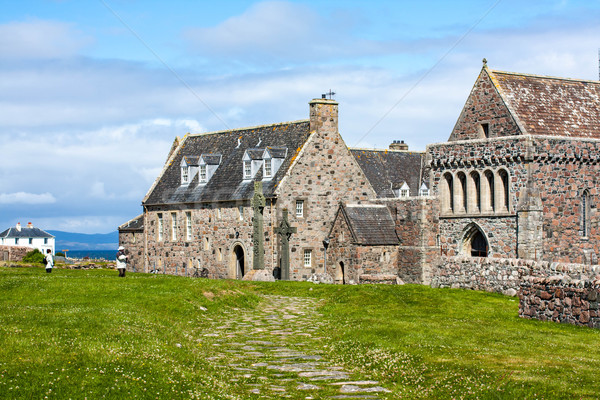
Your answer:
0,19 -> 91,60
0,192 -> 56,205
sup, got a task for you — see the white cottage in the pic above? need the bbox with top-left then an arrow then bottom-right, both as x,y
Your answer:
0,222 -> 55,254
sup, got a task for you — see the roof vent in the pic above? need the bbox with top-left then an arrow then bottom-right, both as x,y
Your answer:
389,140 -> 408,151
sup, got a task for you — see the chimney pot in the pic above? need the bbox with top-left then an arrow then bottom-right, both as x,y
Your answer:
389,140 -> 409,151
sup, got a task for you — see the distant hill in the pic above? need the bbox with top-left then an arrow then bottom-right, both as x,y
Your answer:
47,230 -> 118,251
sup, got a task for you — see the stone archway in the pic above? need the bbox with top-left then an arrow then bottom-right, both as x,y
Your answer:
230,244 -> 246,280
462,223 -> 489,257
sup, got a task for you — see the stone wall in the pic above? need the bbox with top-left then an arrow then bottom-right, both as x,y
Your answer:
383,197 -> 439,284
449,68 -> 522,141
431,255 -> 600,295
428,135 -> 600,264
275,99 -> 376,281
118,230 -> 145,272
145,201 -> 275,279
519,275 -> 600,329
0,245 -> 31,262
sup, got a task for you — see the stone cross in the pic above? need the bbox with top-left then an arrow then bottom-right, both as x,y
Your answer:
251,181 -> 266,270
275,208 -> 296,280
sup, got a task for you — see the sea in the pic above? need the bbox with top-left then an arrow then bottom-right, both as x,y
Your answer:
64,250 -> 117,261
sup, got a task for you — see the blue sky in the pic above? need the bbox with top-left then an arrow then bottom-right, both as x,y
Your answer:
2,0 -> 600,234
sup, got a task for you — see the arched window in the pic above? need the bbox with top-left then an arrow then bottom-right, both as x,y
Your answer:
455,172 -> 467,213
468,171 -> 481,213
497,169 -> 510,212
483,170 -> 495,212
462,223 -> 489,257
582,190 -> 591,238
441,173 -> 454,213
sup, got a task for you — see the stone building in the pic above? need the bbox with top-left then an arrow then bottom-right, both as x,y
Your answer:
117,214 -> 144,271
121,62 -> 600,285
129,98 -> 377,280
427,62 -> 600,265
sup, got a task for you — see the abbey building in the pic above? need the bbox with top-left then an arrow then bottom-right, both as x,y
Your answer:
120,62 -> 600,284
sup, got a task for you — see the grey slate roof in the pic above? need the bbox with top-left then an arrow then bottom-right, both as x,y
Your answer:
265,146 -> 287,158
144,120 -> 311,205
119,214 -> 144,232
350,149 -> 424,198
341,204 -> 398,245
201,154 -> 222,165
0,226 -> 54,238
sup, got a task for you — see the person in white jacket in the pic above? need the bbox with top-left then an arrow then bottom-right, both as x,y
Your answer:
45,249 -> 53,273
116,246 -> 127,277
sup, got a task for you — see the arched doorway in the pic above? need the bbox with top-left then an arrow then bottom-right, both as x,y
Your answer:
335,261 -> 345,284
462,223 -> 489,257
233,245 -> 245,279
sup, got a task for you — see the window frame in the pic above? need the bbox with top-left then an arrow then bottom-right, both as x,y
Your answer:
243,160 -> 252,179
157,213 -> 164,242
171,212 -> 177,241
185,211 -> 192,241
303,249 -> 312,268
296,199 -> 304,218
181,166 -> 189,184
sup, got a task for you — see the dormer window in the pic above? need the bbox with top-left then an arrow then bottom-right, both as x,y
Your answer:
399,182 -> 410,198
198,154 -> 221,185
182,166 -> 189,184
244,160 -> 252,179
419,183 -> 430,196
261,147 -> 287,181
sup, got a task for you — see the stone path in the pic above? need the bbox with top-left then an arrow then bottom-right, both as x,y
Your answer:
202,295 -> 391,399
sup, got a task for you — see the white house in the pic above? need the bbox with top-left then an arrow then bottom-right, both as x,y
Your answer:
0,222 -> 55,255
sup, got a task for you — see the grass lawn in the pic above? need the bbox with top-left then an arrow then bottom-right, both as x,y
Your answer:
0,266 -> 598,399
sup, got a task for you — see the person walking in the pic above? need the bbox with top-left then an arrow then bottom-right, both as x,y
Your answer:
116,246 -> 127,277
45,249 -> 53,273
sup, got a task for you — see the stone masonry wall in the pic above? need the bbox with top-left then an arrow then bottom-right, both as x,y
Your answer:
519,275 -> 600,329
276,99 -> 376,281
377,198 -> 440,284
449,68 -> 521,141
118,230 -> 144,272
428,136 -> 600,263
432,255 -> 600,295
0,245 -> 31,262
144,200 -> 277,279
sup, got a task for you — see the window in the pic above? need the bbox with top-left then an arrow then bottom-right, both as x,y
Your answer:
29,238 -> 33,244
157,213 -> 163,241
204,236 -> 210,251
186,212 -> 192,241
480,123 -> 490,138
217,207 -> 222,219
238,206 -> 244,220
182,166 -> 189,184
264,159 -> 272,178
244,161 -> 252,179
296,200 -> 304,218
218,248 -> 223,261
171,212 -> 177,241
44,238 -> 48,244
303,249 -> 312,267
200,165 -> 207,182
15,238 -> 19,245
399,182 -> 410,198
582,190 -> 591,238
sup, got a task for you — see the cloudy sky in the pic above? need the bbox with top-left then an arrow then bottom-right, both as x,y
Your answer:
2,0 -> 600,234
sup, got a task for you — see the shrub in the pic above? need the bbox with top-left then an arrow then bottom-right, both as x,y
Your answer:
22,249 -> 45,264
56,251 -> 65,257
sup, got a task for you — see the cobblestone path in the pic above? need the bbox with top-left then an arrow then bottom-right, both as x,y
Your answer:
203,295 -> 391,399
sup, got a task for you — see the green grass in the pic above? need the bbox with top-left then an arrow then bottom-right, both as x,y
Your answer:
1,266 -> 599,399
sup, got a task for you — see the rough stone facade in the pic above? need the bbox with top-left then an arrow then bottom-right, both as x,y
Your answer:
519,275 -> 600,329
432,255 -> 600,294
117,215 -> 145,273
0,245 -> 31,262
428,135 -> 600,263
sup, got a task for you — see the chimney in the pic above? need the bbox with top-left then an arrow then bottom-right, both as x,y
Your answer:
16,222 -> 21,231
309,98 -> 339,137
27,222 -> 33,229
389,140 -> 409,151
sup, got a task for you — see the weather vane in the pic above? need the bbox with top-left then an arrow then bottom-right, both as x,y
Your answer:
322,89 -> 336,100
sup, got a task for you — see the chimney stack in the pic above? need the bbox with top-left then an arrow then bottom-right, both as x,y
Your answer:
389,140 -> 408,151
16,222 -> 21,231
27,222 -> 33,228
